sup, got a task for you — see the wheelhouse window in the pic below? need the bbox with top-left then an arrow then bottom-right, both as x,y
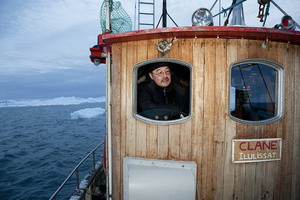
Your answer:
230,59 -> 284,125
133,58 -> 192,125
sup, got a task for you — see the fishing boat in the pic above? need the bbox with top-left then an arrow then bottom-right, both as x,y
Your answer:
51,0 -> 299,199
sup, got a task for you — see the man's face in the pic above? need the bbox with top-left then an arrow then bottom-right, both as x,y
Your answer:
149,66 -> 171,88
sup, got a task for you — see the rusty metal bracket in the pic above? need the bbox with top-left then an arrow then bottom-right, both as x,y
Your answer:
156,38 -> 176,57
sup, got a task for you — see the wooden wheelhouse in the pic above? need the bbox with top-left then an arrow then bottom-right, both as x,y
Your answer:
93,26 -> 300,199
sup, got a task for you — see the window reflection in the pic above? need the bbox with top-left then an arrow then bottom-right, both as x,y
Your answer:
230,63 -> 278,122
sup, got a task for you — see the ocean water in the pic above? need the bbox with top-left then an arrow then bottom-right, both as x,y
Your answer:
0,97 -> 106,200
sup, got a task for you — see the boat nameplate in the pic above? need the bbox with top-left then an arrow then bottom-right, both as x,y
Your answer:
232,138 -> 282,163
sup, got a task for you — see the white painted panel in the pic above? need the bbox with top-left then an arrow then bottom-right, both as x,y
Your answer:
123,157 -> 197,200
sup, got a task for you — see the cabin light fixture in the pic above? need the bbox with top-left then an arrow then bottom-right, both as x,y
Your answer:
280,15 -> 296,30
93,58 -> 102,66
192,8 -> 213,26
90,45 -> 106,66
89,34 -> 107,66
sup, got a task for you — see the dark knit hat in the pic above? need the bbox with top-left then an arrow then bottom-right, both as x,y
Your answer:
147,62 -> 171,72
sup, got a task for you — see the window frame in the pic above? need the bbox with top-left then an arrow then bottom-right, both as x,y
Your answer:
229,58 -> 285,125
133,58 -> 193,125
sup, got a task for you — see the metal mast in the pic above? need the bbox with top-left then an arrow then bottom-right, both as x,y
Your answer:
104,1 -> 112,200
230,0 -> 246,26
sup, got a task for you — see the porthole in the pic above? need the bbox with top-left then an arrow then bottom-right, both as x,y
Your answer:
229,59 -> 284,125
133,58 -> 192,125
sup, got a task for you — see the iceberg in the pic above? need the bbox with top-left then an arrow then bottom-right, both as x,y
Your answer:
0,96 -> 105,108
70,107 -> 105,119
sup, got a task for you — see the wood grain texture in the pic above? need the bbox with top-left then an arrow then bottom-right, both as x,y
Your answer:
109,37 -> 300,200
111,42 -> 122,200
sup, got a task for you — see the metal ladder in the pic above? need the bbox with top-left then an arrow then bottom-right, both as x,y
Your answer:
138,0 -> 155,30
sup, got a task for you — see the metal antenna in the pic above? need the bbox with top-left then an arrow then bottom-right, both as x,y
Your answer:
156,0 -> 178,28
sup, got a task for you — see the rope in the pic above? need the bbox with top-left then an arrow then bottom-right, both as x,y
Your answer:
224,0 -> 237,26
262,2 -> 270,26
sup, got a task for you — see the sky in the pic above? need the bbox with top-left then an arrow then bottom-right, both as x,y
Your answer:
0,0 -> 299,100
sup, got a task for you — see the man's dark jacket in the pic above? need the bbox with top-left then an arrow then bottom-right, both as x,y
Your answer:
137,75 -> 189,120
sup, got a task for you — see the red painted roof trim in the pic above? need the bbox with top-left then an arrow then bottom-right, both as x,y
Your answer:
101,26 -> 300,45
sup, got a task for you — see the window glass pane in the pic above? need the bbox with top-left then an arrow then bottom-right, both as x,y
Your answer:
230,62 -> 280,122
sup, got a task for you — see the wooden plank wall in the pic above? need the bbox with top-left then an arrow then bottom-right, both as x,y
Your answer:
111,37 -> 300,200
